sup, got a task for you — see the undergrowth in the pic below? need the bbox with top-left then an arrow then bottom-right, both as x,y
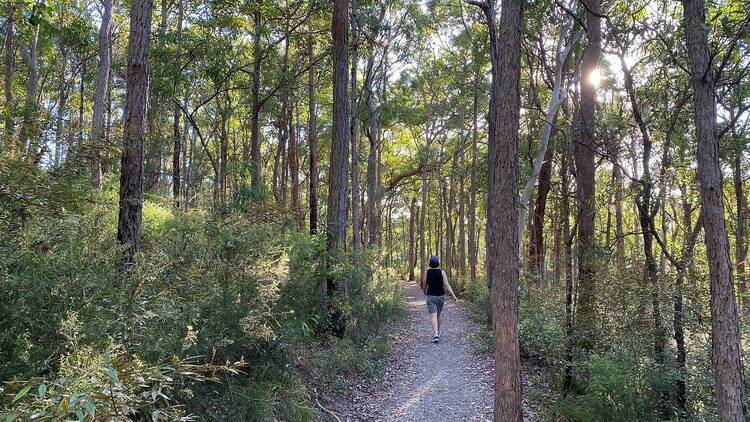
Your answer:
0,187 -> 405,421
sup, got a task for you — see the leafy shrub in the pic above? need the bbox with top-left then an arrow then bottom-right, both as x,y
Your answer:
1,192 -> 405,421
550,353 -> 664,422
1,345 -> 244,421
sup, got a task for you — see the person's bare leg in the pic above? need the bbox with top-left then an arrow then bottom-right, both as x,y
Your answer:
437,312 -> 442,335
430,313 -> 439,336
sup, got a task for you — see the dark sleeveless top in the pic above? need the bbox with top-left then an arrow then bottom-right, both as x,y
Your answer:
425,268 -> 445,296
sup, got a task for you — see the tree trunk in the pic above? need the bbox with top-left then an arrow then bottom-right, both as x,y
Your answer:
250,4 -> 263,194
118,0 -> 153,266
290,104 -> 302,227
561,138 -> 574,392
365,55 -> 378,247
308,27 -> 319,234
613,153 -> 625,272
3,3 -> 14,143
459,172 -> 467,277
480,0 -> 524,418
419,128 -> 431,279
91,0 -> 112,186
408,198 -> 417,281
78,62 -> 85,146
219,99 -> 229,207
674,193 -> 700,419
172,0 -> 183,207
572,0 -> 601,356
326,0 -> 350,336
54,31 -> 69,167
468,66 -> 480,283
734,139 -> 748,315
683,1 -> 746,419
529,147 -> 553,276
350,1 -> 361,252
620,53 -> 668,412
19,22 -> 39,153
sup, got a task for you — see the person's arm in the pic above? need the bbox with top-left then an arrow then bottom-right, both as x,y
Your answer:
442,270 -> 459,303
420,270 -> 427,293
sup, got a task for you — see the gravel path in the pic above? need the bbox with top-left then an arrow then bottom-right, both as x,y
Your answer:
336,280 -> 543,421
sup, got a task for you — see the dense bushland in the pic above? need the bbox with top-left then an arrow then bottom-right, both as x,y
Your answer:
0,174 -> 404,420
464,263 -> 750,422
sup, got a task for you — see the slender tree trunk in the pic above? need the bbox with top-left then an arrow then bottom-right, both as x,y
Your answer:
674,194 -> 700,419
91,0 -> 112,186
468,67 -> 479,283
277,33 -> 291,209
19,22 -> 39,153
365,55 -> 378,247
290,104 -> 302,227
308,27 -> 319,234
459,173 -> 467,277
3,3 -> 14,143
683,1 -> 746,419
103,47 -> 113,176
350,1 -> 361,252
250,4 -> 263,194
552,204 -> 560,280
326,0 -> 350,336
118,0 -> 153,266
419,130 -> 431,278
621,54 -> 668,412
408,198 -> 417,281
219,99 -> 229,206
572,0 -> 601,356
734,142 -> 748,315
78,62 -> 85,146
613,152 -> 625,272
54,38 -> 69,166
529,147 -> 553,276
561,138 -> 574,392
172,0 -> 183,207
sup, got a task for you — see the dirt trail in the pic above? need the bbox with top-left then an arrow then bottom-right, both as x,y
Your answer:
337,280 -> 543,421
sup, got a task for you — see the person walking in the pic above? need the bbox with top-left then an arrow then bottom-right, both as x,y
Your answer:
420,255 -> 459,343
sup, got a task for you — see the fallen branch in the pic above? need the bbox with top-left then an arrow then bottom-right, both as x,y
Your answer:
315,396 -> 342,422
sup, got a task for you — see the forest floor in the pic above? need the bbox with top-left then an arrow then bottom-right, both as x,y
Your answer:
329,280 -> 549,421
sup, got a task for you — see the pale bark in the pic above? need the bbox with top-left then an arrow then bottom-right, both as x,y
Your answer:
19,22 -> 40,153
172,0 -> 184,206
91,0 -> 112,187
3,3 -> 14,142
517,22 -> 581,255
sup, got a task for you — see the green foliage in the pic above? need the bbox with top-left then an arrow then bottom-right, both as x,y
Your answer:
1,345 -> 243,421
0,193 -> 405,420
550,354 -> 665,422
518,283 -> 564,361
